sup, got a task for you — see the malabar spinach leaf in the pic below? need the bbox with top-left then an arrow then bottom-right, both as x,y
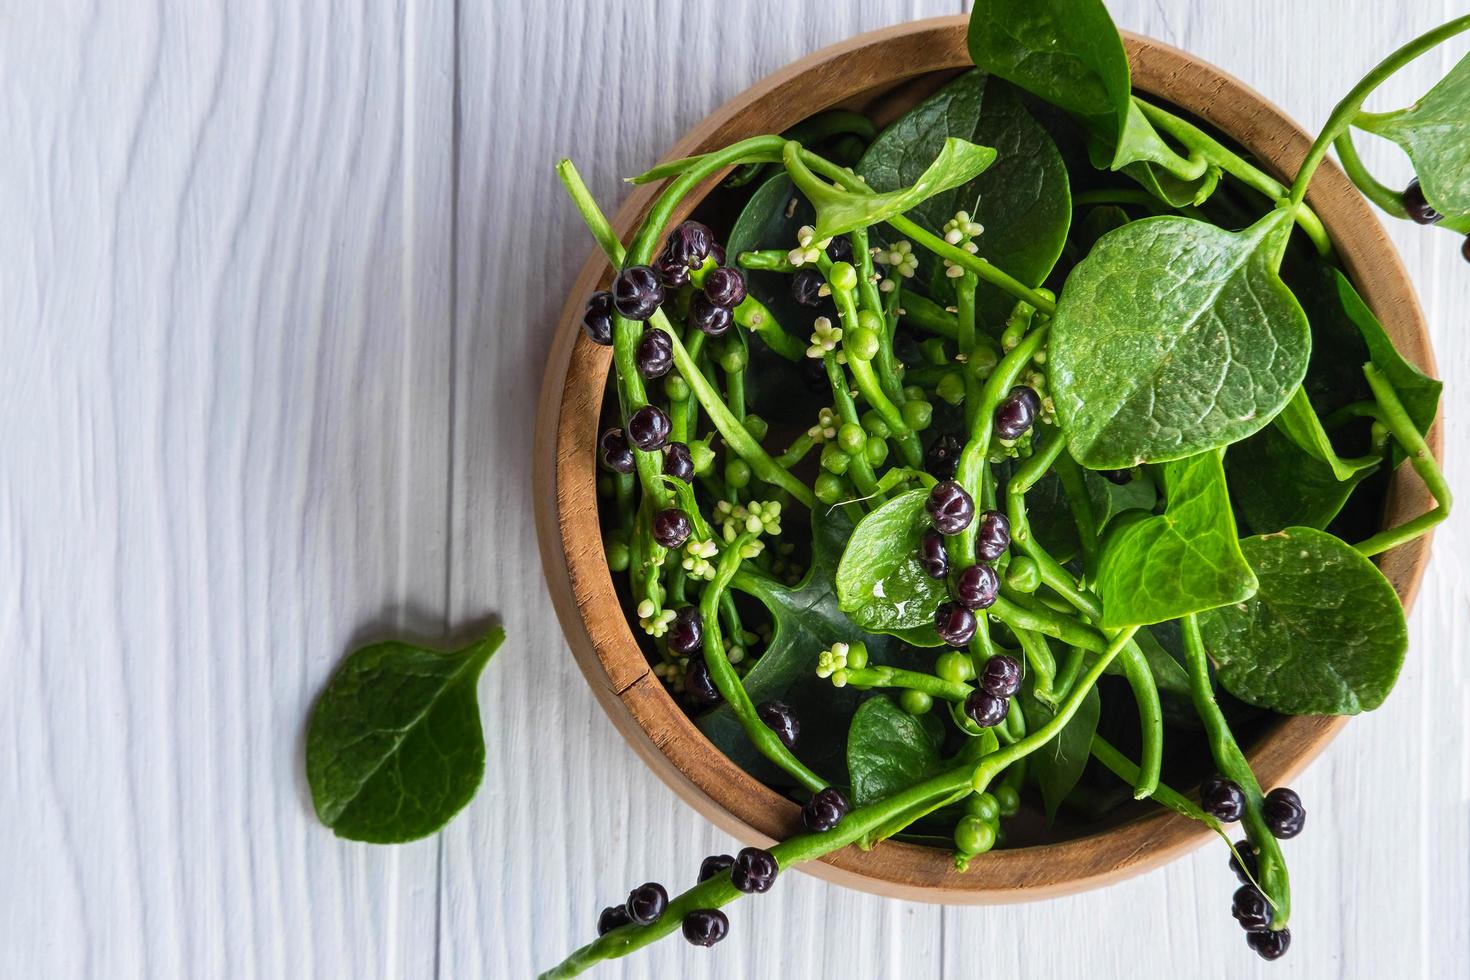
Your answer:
1357,51 -> 1470,217
1019,681 -> 1100,821
306,628 -> 504,843
1050,210 -> 1310,468
1330,267 -> 1441,436
1228,425 -> 1373,534
836,488 -> 948,635
847,695 -> 943,807
1094,451 -> 1257,629
1084,469 -> 1157,531
1198,527 -> 1408,714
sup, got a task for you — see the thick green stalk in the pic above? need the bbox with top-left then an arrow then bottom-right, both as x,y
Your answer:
1181,614 -> 1291,926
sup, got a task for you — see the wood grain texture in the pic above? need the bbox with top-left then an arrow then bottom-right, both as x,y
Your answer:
2,1 -> 1466,978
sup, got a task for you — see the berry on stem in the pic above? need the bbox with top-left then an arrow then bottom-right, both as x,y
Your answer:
935,602 -> 977,647
664,442 -> 695,482
636,329 -> 674,379
600,428 -> 635,474
955,563 -> 1000,611
964,689 -> 1008,728
582,291 -> 615,346
1262,787 -> 1305,839
627,405 -> 672,451
927,480 -> 975,535
791,268 -> 826,307
625,882 -> 668,925
1200,775 -> 1246,823
666,607 -> 703,656
598,904 -> 632,935
1231,885 -> 1273,931
652,508 -> 693,549
704,266 -> 747,307
918,530 -> 949,579
682,909 -> 729,947
698,854 -> 734,882
663,220 -> 715,269
613,266 -> 664,320
994,386 -> 1040,440
684,656 -> 722,707
730,847 -> 779,893
755,700 -> 800,750
975,510 -> 1011,561
1246,928 -> 1291,961
925,434 -> 963,479
690,293 -> 733,336
802,787 -> 849,832
1402,178 -> 1442,224
980,654 -> 1021,698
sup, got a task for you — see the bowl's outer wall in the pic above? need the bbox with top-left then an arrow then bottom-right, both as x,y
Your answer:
533,17 -> 1438,903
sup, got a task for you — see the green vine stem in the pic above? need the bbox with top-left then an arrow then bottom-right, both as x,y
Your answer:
826,261 -> 922,468
1332,130 -> 1410,219
1287,14 -> 1470,210
1181,613 -> 1291,926
1353,363 -> 1452,556
823,352 -> 884,502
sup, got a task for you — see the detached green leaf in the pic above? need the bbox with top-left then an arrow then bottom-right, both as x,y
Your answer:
1019,682 -> 1100,821
307,629 -> 504,843
1198,528 -> 1408,714
847,696 -> 943,807
1094,451 -> 1257,629
1357,51 -> 1470,217
786,137 -> 996,241
1051,210 -> 1310,468
835,488 -> 947,637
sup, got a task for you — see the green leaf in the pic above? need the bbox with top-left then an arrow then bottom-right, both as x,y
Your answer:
788,137 -> 997,241
1227,425 -> 1372,534
699,509 -> 911,784
1329,267 -> 1441,437
846,695 -> 943,807
1273,388 -> 1380,482
1018,681 -> 1100,821
835,488 -> 947,637
1106,102 -> 1221,205
306,629 -> 504,843
1357,52 -> 1470,217
1093,451 -> 1257,629
1050,210 -> 1311,468
1197,528 -> 1407,714
856,72 -> 1071,299
1084,469 -> 1157,531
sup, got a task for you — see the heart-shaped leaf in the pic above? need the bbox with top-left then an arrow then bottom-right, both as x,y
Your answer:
307,629 -> 504,843
1197,527 -> 1408,714
1357,51 -> 1470,217
1227,425 -> 1373,534
835,488 -> 947,637
1050,210 -> 1311,468
847,695 -> 943,807
1093,450 -> 1257,629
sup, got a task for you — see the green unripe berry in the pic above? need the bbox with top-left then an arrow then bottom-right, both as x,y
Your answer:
861,410 -> 890,439
605,541 -> 630,572
936,371 -> 966,406
690,439 -> 716,476
898,689 -> 933,715
829,261 -> 858,292
726,458 -> 752,489
742,413 -> 769,442
837,422 -> 867,456
903,384 -> 925,402
718,341 -> 748,373
665,374 -> 691,400
995,784 -> 1020,817
935,650 -> 975,683
814,471 -> 848,505
966,792 -> 1001,823
856,309 -> 883,334
865,436 -> 889,467
847,326 -> 880,361
954,815 -> 997,856
967,347 -> 999,380
901,398 -> 933,431
919,338 -> 948,366
846,642 -> 869,670
820,441 -> 851,475
1005,555 -> 1041,593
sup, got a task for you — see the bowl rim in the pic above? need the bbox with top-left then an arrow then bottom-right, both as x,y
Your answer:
534,14 -> 1440,903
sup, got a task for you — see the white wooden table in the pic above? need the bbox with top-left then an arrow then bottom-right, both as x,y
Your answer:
5,1 -> 1467,977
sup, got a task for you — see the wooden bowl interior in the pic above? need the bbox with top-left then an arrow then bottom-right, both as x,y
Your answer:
533,16 -> 1438,903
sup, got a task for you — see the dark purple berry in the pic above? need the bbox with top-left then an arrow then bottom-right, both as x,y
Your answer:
653,249 -> 691,289
698,854 -> 734,882
980,654 -> 1022,698
1100,468 -> 1132,485
652,508 -> 693,549
711,242 -> 726,267
1462,235 -> 1470,265
755,700 -> 799,750
1232,885 -> 1273,931
974,510 -> 1011,561
1246,927 -> 1291,961
582,291 -> 615,346
994,386 -> 1039,440
599,428 -> 635,474
703,267 -> 747,308
667,607 -> 704,656
964,689 -> 1008,728
689,293 -> 733,336
664,442 -> 695,482
791,268 -> 825,307
1262,787 -> 1305,839
598,904 -> 632,935
627,405 -> 671,451
926,480 -> 975,535
799,356 -> 830,394
1403,178 -> 1442,224
917,530 -> 949,579
730,847 -> 778,893
635,329 -> 674,379
663,220 -> 715,270
682,909 -> 729,947
935,602 -> 977,647
626,882 -> 668,925
613,265 -> 664,320
828,235 -> 854,264
955,563 -> 999,611
802,787 -> 849,832
1229,840 -> 1258,885
925,434 -> 963,480
1200,775 -> 1246,823
684,656 -> 722,706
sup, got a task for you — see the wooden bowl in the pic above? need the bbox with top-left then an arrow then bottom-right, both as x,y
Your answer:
533,16 -> 1439,902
